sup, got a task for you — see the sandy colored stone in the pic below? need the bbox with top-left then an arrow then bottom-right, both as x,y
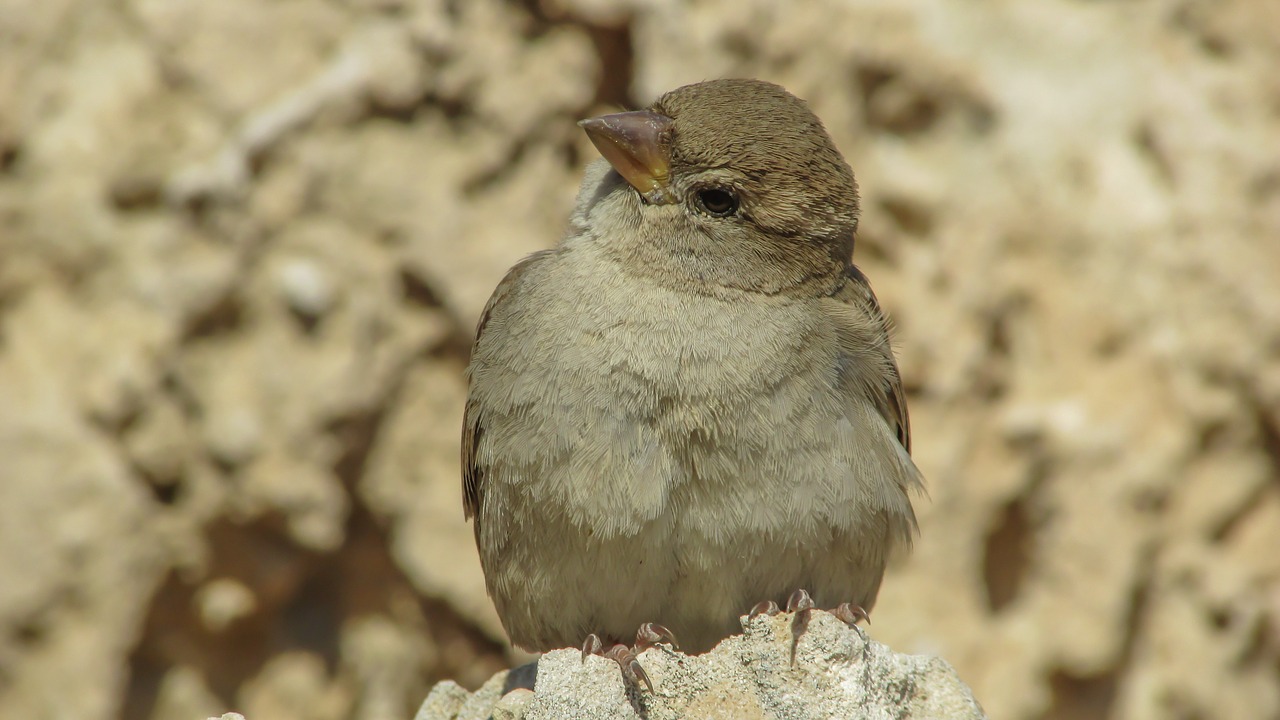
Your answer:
238,653 -> 345,720
417,611 -> 986,720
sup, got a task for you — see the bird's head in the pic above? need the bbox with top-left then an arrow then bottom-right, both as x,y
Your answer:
575,79 -> 859,294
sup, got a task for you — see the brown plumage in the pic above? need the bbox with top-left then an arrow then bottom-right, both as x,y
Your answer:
462,78 -> 922,658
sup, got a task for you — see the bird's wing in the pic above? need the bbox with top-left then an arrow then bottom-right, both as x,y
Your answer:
829,265 -> 912,455
462,250 -> 555,530
822,264 -> 922,547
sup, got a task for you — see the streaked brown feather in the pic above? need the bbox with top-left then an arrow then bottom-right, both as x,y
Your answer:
833,264 -> 912,455
461,250 -> 555,531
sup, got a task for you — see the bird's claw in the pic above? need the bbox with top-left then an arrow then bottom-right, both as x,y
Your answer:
581,633 -> 604,662
748,600 -> 781,619
635,622 -> 679,652
745,590 -> 871,667
580,623 -> 677,693
602,644 -> 654,693
832,602 -> 871,627
787,589 -> 815,665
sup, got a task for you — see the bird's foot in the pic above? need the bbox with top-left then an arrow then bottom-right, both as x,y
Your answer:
580,623 -> 678,693
748,589 -> 869,666
581,638 -> 651,693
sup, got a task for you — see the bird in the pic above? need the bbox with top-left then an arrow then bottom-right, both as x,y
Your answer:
461,78 -> 922,690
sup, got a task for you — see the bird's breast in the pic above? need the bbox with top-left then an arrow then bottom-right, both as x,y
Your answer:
472,250 -> 851,538
565,273 -> 828,421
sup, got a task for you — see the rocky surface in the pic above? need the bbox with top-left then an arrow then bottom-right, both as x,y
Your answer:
1,1 -> 1278,719
417,610 -> 987,720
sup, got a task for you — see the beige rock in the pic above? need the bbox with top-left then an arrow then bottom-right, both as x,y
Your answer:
196,579 -> 258,633
239,653 -> 346,720
417,611 -> 986,720
153,666 -> 224,720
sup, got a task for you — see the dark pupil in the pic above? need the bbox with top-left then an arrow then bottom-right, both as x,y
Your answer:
699,189 -> 737,216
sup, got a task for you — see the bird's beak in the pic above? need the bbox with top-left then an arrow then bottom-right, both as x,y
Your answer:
579,111 -> 676,205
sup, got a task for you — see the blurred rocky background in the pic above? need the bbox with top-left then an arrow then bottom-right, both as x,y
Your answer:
0,0 -> 1277,719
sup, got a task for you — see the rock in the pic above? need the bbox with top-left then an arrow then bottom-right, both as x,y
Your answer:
417,611 -> 986,720
276,257 -> 337,322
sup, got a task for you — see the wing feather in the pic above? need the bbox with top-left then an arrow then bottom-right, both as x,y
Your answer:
830,265 -> 912,456
462,250 -> 555,531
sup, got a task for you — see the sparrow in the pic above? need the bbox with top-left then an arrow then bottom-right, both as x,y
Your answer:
461,78 -> 922,689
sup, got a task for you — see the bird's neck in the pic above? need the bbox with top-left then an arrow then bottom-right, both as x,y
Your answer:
573,223 -> 848,300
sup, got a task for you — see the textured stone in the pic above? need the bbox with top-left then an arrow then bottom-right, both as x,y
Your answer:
417,611 -> 986,720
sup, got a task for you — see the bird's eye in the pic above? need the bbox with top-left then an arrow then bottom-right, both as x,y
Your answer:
694,188 -> 739,217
